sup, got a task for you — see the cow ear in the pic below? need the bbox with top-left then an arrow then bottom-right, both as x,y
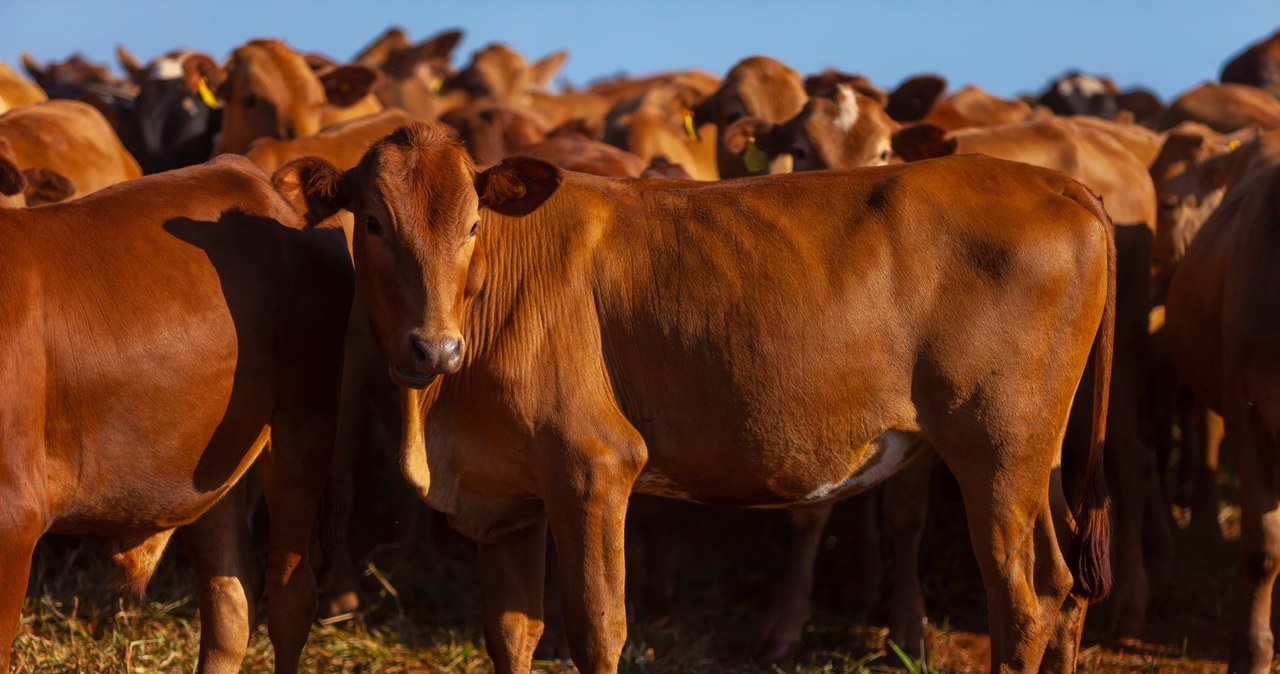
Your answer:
116,44 -> 147,84
20,52 -> 47,87
886,74 -> 946,123
891,123 -> 955,162
320,65 -> 383,107
475,156 -> 562,216
529,50 -> 568,91
22,168 -> 75,205
415,29 -> 464,62
0,152 -> 26,197
181,54 -> 224,100
689,94 -> 718,128
722,116 -> 779,155
272,156 -> 353,227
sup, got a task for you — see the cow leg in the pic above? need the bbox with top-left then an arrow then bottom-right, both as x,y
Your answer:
319,337 -> 371,618
884,453 -> 933,659
1226,402 -> 1280,674
946,440 -> 1071,674
0,514 -> 42,672
1042,469 -> 1090,674
1188,404 -> 1225,538
481,520 -> 548,674
544,448 -> 637,674
841,491 -> 883,620
1105,411 -> 1151,642
183,485 -> 261,674
758,502 -> 833,661
257,419 -> 334,674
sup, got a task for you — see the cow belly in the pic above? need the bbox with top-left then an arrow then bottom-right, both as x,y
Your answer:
634,429 -> 923,507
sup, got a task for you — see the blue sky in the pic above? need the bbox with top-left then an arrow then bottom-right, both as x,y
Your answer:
4,1 -> 1277,101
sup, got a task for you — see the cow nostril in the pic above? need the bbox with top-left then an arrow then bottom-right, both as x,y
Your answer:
410,336 -> 430,364
441,338 -> 463,368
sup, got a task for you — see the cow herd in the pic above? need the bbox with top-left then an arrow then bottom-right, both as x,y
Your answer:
2,24 -> 1280,674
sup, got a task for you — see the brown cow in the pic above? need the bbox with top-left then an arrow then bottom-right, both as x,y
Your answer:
0,100 -> 141,205
355,27 -> 468,118
0,62 -> 47,114
1165,161 -> 1280,674
0,154 -> 352,674
214,39 -> 383,155
441,99 -> 551,166
245,108 -> 418,173
446,42 -> 567,105
691,56 -> 808,178
1220,30 -> 1280,98
275,120 -> 1115,673
601,74 -> 720,180
891,117 -> 1159,640
721,83 -> 897,174
884,75 -> 1030,129
1155,82 -> 1280,133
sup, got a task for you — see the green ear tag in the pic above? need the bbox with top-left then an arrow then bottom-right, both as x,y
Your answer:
682,109 -> 700,142
743,137 -> 769,174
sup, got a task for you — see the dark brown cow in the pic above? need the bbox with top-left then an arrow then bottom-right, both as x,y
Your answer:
276,120 -> 1115,673
1165,160 -> 1280,674
214,39 -> 384,155
884,75 -> 1030,129
1155,82 -> 1280,133
0,154 -> 352,674
1220,30 -> 1280,98
0,100 -> 142,205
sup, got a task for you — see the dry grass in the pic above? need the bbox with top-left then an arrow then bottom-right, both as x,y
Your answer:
11,464 -> 1247,673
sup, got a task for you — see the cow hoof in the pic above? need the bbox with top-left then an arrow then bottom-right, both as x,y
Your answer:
758,637 -> 797,663
321,590 -> 360,619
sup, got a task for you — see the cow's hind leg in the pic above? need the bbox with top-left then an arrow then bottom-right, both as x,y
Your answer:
884,452 -> 934,659
1042,468 -> 1091,674
758,501 -> 834,661
943,438 -> 1072,673
1226,399 -> 1280,674
183,484 -> 261,674
481,520 -> 548,674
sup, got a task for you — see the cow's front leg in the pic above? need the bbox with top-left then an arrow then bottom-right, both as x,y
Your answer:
543,444 -> 640,674
480,520 -> 548,674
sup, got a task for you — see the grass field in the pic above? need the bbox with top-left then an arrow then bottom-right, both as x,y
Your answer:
12,464 -> 1247,674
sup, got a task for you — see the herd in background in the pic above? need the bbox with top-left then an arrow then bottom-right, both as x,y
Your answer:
2,23 -> 1280,674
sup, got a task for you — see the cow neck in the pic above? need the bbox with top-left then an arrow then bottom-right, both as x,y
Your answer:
458,178 -> 612,378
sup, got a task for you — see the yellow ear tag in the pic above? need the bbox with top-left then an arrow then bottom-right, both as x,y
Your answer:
429,75 -> 444,95
743,137 -> 769,174
683,109 -> 700,142
1228,139 -> 1242,150
197,77 -> 220,109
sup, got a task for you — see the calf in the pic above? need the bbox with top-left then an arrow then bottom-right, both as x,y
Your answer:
1155,82 -> 1280,133
0,154 -> 352,673
276,120 -> 1115,673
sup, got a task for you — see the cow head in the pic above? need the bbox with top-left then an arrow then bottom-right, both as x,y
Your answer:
440,100 -> 550,166
446,43 -> 566,105
215,39 -> 382,155
1147,123 -> 1241,296
691,56 -> 808,179
1039,72 -> 1120,119
116,46 -> 223,172
272,121 -> 561,388
722,84 -> 897,174
885,74 -> 946,123
890,123 -> 956,162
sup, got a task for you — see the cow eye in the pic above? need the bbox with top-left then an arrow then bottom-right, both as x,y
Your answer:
470,221 -> 480,237
366,215 -> 382,235
1159,197 -> 1179,210
791,147 -> 807,160
725,111 -> 743,124
242,94 -> 257,108
880,149 -> 891,161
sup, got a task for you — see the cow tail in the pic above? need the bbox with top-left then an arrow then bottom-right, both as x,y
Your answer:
1069,187 -> 1116,602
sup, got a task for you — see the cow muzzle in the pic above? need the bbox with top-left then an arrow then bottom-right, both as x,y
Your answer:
395,331 -> 465,386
